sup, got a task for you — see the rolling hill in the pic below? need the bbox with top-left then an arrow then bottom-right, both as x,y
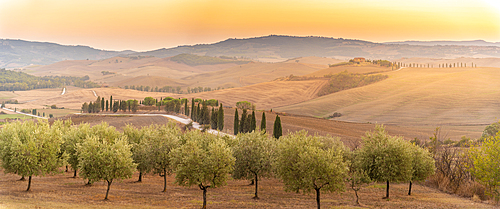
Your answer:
5,36 -> 500,68
0,39 -> 134,68
275,67 -> 500,128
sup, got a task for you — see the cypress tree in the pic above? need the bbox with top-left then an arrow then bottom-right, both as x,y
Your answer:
217,104 -> 224,131
240,109 -> 247,133
203,101 -> 210,125
191,98 -> 195,119
105,100 -> 109,112
245,115 -> 252,133
211,107 -> 218,130
101,98 -> 105,111
197,103 -> 201,123
273,115 -> 282,139
185,100 -> 188,115
234,109 -> 239,135
251,111 -> 256,132
110,96 -> 113,111
260,112 -> 266,133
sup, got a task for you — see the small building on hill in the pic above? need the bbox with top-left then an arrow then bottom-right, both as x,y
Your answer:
353,57 -> 366,62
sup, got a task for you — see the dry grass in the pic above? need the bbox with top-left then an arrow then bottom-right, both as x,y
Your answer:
182,62 -> 323,88
306,64 -> 391,77
276,67 -> 500,140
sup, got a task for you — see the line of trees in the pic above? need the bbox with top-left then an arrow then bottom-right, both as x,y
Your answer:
0,121 -> 438,208
123,85 -> 229,94
395,62 -> 477,68
0,68 -> 98,91
81,96 -> 139,113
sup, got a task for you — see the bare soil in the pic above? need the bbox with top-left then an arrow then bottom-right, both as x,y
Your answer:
0,169 -> 494,209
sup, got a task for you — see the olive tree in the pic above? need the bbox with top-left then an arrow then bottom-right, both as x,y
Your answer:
61,123 -> 92,178
233,131 -> 275,199
346,149 -> 371,205
0,120 -> 68,191
171,131 -> 235,209
357,125 -> 413,199
274,131 -> 348,209
123,124 -> 153,182
408,144 -> 435,195
77,134 -> 136,200
147,123 -> 181,192
469,134 -> 500,204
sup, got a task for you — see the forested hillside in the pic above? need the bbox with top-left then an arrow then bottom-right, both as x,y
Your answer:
0,69 -> 99,91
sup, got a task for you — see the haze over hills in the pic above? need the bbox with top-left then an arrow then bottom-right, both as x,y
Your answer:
385,40 -> 500,47
3,35 -> 500,68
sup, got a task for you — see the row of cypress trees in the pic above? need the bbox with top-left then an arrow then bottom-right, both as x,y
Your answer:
233,108 -> 282,139
190,98 -> 224,131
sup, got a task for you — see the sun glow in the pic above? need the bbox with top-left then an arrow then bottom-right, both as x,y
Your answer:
0,0 -> 498,51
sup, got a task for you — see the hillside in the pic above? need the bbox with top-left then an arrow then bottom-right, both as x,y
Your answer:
306,63 -> 392,77
0,39 -> 134,68
181,62 -> 324,88
385,40 -> 500,47
275,67 -> 500,138
135,35 -> 500,61
5,36 -> 500,68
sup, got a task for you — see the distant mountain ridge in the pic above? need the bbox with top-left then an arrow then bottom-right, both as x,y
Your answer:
2,35 -> 500,68
0,39 -> 135,68
384,40 -> 500,47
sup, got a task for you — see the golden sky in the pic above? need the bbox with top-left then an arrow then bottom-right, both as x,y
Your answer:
0,0 -> 499,51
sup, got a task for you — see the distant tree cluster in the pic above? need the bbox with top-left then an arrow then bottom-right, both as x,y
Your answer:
0,69 -> 98,91
81,96 -> 138,113
396,62 -> 477,68
317,71 -> 388,96
190,99 -> 224,131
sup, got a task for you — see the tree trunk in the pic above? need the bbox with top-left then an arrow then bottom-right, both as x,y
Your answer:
383,180 -> 390,199
19,176 -> 25,181
249,179 -> 254,185
355,189 -> 360,205
253,174 -> 259,199
73,169 -> 77,178
315,188 -> 321,209
202,187 -> 207,209
138,172 -> 142,182
65,165 -> 68,172
162,169 -> 167,192
26,176 -> 32,191
408,181 -> 412,195
105,179 -> 113,200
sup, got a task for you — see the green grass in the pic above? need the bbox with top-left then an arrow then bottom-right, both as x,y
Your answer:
0,114 -> 34,120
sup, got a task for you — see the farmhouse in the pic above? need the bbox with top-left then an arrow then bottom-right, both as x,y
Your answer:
353,57 -> 366,62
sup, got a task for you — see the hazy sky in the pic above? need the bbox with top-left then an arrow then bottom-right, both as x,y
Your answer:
1,0 -> 499,51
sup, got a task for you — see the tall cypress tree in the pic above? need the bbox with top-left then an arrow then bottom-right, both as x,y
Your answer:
184,100 -> 188,115
240,109 -> 247,133
217,104 -> 224,131
260,112 -> 266,133
109,96 -> 113,111
203,101 -> 210,125
197,103 -> 201,123
105,100 -> 109,112
234,109 -> 239,135
211,107 -> 218,130
191,98 -> 195,119
101,98 -> 105,111
251,111 -> 256,132
273,115 -> 282,139
245,115 -> 252,133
